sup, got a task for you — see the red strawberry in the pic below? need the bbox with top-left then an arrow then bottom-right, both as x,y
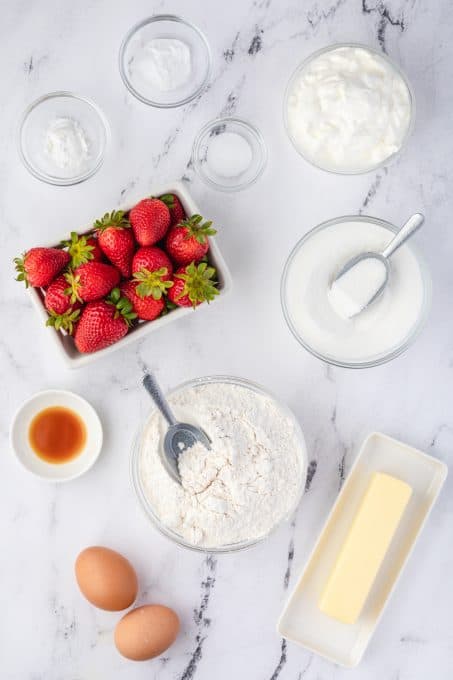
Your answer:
45,275 -> 82,315
168,262 -> 219,308
165,215 -> 216,266
14,248 -> 70,288
160,193 -> 186,226
129,198 -> 170,246
95,211 -> 135,278
62,231 -> 104,268
120,280 -> 165,321
132,246 -> 173,280
65,262 -> 120,303
74,288 -> 137,353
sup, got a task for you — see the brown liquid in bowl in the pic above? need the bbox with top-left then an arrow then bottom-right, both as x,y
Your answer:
29,406 -> 86,464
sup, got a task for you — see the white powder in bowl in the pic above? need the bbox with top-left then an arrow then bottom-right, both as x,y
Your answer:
139,382 -> 305,548
206,132 -> 253,178
131,38 -> 192,92
44,117 -> 90,170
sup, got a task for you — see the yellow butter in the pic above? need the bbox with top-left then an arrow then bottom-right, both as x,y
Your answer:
319,471 -> 412,624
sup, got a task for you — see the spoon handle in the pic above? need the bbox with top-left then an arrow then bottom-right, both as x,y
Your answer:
143,373 -> 177,427
382,213 -> 424,259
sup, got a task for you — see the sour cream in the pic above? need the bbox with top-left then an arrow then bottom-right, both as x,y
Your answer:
285,45 -> 413,173
282,218 -> 427,365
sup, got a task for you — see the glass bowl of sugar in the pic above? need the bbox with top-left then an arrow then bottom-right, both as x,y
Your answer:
119,15 -> 211,108
192,117 -> 267,191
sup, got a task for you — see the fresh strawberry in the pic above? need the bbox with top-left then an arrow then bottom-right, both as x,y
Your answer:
129,198 -> 170,246
160,193 -> 185,226
94,211 -> 135,278
132,246 -> 173,280
65,262 -> 120,303
44,275 -> 82,315
120,280 -> 166,321
168,262 -> 219,308
165,215 -> 216,266
14,248 -> 70,288
62,231 -> 103,268
74,288 -> 136,353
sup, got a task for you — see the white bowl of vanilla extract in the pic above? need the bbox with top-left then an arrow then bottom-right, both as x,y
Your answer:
10,390 -> 103,481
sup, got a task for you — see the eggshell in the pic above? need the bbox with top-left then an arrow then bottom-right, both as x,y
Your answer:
114,604 -> 180,661
75,546 -> 138,611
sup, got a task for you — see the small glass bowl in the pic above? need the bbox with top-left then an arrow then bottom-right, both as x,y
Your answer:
192,117 -> 267,191
281,216 -> 431,369
18,92 -> 109,186
283,43 -> 416,175
119,15 -> 211,108
131,375 -> 307,553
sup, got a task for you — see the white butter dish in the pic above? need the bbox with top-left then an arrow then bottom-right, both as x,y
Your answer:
277,432 -> 447,667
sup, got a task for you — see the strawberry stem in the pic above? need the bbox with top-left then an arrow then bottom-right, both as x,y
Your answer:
106,288 -> 137,326
133,267 -> 173,300
94,210 -> 130,231
46,307 -> 81,335
62,231 -> 95,268
176,262 -> 219,308
180,214 -> 217,244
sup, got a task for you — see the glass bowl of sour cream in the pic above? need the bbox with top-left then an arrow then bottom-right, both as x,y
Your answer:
284,43 -> 415,174
131,375 -> 307,553
281,216 -> 431,368
119,15 -> 211,108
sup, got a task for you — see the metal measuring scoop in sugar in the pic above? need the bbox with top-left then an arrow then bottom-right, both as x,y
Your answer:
329,213 -> 424,319
143,373 -> 211,484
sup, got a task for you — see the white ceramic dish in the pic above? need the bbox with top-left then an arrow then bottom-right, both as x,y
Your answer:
10,390 -> 103,482
27,181 -> 232,369
278,432 -> 447,667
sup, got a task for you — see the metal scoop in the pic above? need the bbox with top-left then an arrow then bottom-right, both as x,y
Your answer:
332,213 -> 424,316
143,373 -> 211,484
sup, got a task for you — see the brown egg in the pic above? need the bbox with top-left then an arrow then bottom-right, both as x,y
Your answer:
75,546 -> 138,611
114,604 -> 180,661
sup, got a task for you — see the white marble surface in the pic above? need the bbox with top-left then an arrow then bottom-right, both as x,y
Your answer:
1,1 -> 452,678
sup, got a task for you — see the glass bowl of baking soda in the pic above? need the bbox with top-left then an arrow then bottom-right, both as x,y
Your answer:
131,375 -> 307,553
18,92 -> 110,186
192,117 -> 267,191
119,15 -> 211,108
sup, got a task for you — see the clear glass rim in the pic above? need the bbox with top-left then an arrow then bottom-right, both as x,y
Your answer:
17,91 -> 110,186
192,117 -> 268,192
283,42 -> 416,176
280,215 -> 432,369
130,374 -> 307,553
118,14 -> 212,108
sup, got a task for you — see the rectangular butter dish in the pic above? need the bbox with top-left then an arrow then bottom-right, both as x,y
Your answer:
277,432 -> 447,667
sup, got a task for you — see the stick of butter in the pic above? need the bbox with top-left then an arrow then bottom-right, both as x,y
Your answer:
319,471 -> 412,625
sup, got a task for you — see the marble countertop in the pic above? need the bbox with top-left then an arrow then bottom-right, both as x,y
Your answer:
1,0 -> 452,678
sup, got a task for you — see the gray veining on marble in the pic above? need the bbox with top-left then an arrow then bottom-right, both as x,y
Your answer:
1,0 -> 453,678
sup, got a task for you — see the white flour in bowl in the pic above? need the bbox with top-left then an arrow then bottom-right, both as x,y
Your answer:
139,381 -> 305,548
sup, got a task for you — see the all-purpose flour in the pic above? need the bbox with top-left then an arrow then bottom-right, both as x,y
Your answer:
139,382 -> 305,548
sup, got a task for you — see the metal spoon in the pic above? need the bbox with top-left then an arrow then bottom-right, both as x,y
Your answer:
143,373 -> 211,484
332,213 -> 424,316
